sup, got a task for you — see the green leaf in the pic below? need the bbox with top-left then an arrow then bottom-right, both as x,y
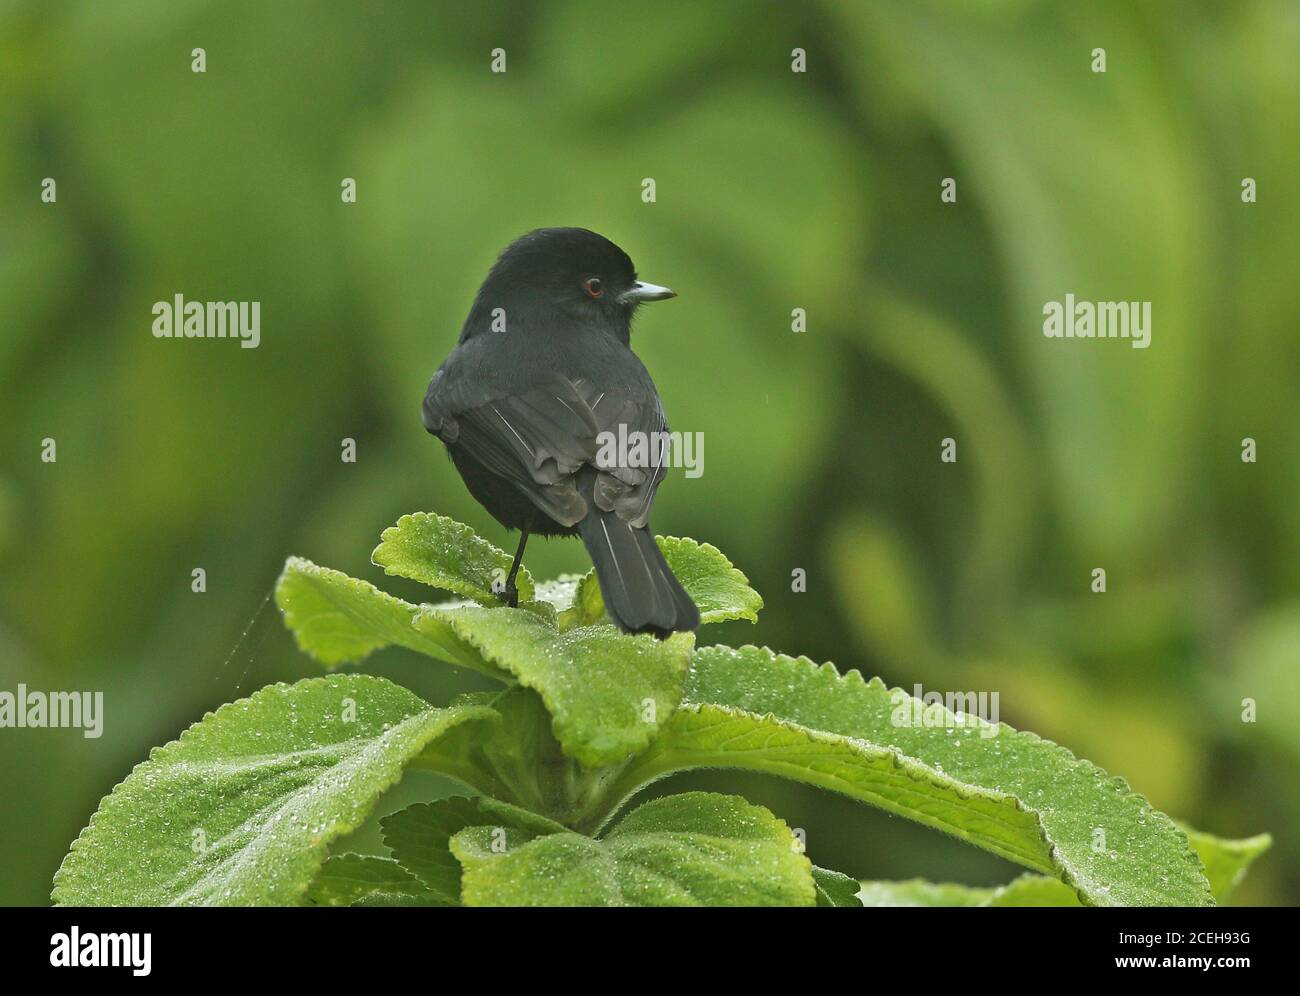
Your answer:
278,523 -> 755,749
615,702 -> 1046,868
305,854 -> 445,907
371,511 -> 535,605
51,675 -> 497,906
857,879 -> 986,907
813,866 -> 864,907
608,645 -> 1213,907
274,556 -> 507,679
857,829 -> 1272,907
560,536 -> 763,629
451,792 -> 814,907
414,605 -> 694,767
279,521 -> 724,771
381,796 -> 566,904
559,572 -> 609,630
857,873 -> 1139,908
855,876 -> 1053,908
467,686 -> 598,821
660,536 -> 763,624
1182,827 -> 1272,903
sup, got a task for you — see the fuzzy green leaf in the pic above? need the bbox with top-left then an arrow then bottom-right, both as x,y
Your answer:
279,537 -> 699,770
51,675 -> 496,906
451,792 -> 814,907
609,645 -> 1213,907
855,877 -> 1038,907
858,829 -> 1270,906
1181,828 -> 1272,903
560,572 -> 609,630
371,511 -> 535,604
414,605 -> 693,767
381,796 -> 566,904
614,702 -> 1045,868
659,536 -> 763,624
305,854 -> 445,907
274,556 -> 506,678
814,866 -> 864,907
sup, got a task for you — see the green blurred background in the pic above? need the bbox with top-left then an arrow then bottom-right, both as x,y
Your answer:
1,0 -> 1297,906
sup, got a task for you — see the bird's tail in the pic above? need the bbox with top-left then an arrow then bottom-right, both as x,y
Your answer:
577,507 -> 700,637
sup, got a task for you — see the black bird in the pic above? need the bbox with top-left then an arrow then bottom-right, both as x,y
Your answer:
422,228 -> 700,636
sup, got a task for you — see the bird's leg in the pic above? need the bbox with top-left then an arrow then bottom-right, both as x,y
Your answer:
502,518 -> 532,608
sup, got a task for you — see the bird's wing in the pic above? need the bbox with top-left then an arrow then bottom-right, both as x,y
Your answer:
424,339 -> 670,529
575,378 -> 669,530
425,369 -> 600,526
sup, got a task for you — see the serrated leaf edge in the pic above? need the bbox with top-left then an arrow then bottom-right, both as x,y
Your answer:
658,535 -> 764,624
371,511 -> 535,604
677,644 -> 1214,907
51,675 -> 494,906
417,605 -> 693,768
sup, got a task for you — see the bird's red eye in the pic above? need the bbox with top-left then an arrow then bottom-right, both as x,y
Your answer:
584,277 -> 603,298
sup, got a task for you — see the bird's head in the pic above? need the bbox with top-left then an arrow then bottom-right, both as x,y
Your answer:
465,228 -> 675,340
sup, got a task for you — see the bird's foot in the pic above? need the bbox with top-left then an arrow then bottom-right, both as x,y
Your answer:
501,579 -> 519,608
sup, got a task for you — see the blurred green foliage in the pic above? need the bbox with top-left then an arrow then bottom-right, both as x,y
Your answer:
1,0 -> 1296,905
